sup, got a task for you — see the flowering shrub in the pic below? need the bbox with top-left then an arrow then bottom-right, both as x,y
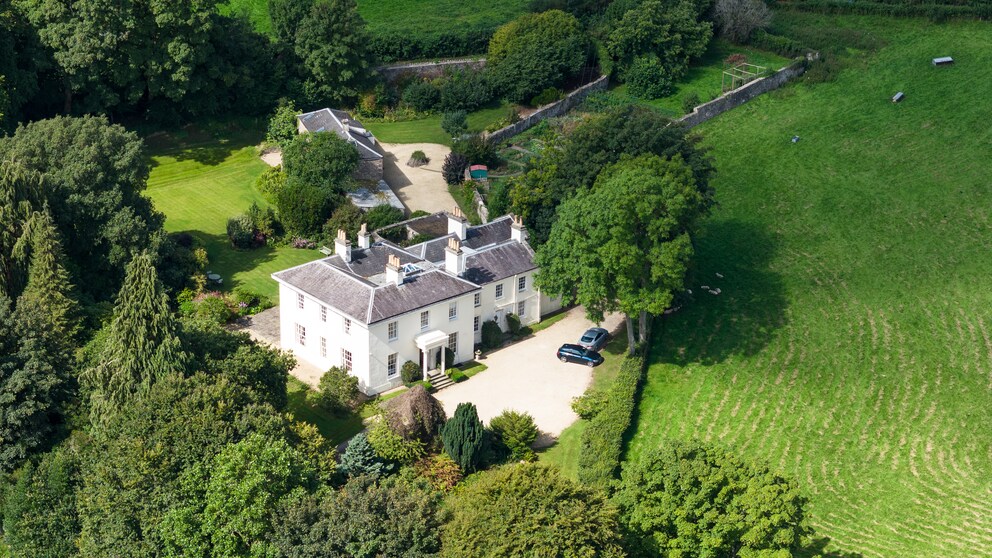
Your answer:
292,237 -> 316,249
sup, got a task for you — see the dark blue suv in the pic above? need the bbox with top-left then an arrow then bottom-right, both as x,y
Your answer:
556,344 -> 604,367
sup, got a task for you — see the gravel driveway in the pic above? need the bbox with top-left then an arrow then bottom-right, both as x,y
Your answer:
381,142 -> 458,214
435,307 -> 624,440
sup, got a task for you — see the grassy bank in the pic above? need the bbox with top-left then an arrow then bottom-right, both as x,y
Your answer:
629,13 -> 992,558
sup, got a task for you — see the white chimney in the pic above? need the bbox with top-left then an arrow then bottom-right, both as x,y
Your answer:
444,237 -> 465,276
357,223 -> 371,249
511,215 -> 527,244
385,254 -> 405,286
447,207 -> 468,240
334,229 -> 351,262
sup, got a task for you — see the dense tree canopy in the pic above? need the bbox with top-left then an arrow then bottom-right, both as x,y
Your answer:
294,0 -> 372,105
0,116 -> 163,300
442,463 -> 626,557
487,10 -> 590,104
606,0 -> 712,83
270,0 -> 313,45
613,440 -> 815,557
278,132 -> 359,235
536,154 -> 712,346
510,105 -> 713,245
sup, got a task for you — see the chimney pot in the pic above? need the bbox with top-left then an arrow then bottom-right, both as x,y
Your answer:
358,222 -> 371,249
445,238 -> 465,276
385,254 -> 405,285
447,207 -> 468,239
334,229 -> 352,262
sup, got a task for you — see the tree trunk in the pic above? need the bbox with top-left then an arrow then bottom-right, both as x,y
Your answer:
625,314 -> 636,355
639,310 -> 651,344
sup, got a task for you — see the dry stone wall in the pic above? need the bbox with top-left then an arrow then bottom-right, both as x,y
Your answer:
377,57 -> 486,82
482,75 -> 610,145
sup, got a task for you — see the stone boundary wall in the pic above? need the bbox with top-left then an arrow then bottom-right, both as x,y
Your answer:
472,188 -> 489,224
677,56 -> 813,129
483,75 -> 610,145
377,57 -> 486,82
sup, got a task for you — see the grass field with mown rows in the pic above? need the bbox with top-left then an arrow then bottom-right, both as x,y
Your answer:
628,13 -> 992,558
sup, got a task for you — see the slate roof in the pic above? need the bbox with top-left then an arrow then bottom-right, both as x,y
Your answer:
297,108 -> 383,161
463,241 -> 537,285
404,215 -> 515,264
324,244 -> 422,280
272,260 -> 374,323
367,270 -> 478,324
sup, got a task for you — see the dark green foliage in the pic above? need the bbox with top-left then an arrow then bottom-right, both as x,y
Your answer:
0,116 -> 162,300
505,313 -> 521,335
571,388 -> 609,419
780,0 -> 992,19
283,132 -> 360,188
487,10 -> 590,104
480,320 -> 503,350
451,135 -> 499,168
448,370 -> 467,382
401,360 -> 422,384
339,432 -> 392,478
401,80 -> 441,112
442,152 -> 468,185
255,165 -> 288,203
614,441 -> 815,557
509,105 -> 713,245
323,202 -> 365,243
437,70 -> 495,112
381,384 -> 447,448
227,203 -> 281,249
277,177 -> 342,236
368,23 -> 495,63
624,54 -> 674,98
441,110 -> 468,138
484,180 -> 510,217
267,99 -> 302,147
268,474 -> 445,558
366,419 -> 427,465
15,210 -> 78,340
576,354 -> 644,488
606,0 -> 712,83
364,204 -> 405,231
82,252 -> 188,427
0,3 -> 48,130
682,91 -> 701,113
442,463 -> 626,557
76,373 -> 289,556
211,344 -> 293,411
748,29 -> 807,57
308,366 -> 363,416
294,0 -> 372,105
270,0 -> 313,44
489,410 -> 538,461
529,87 -> 561,107
2,441 -> 82,557
441,402 -> 485,472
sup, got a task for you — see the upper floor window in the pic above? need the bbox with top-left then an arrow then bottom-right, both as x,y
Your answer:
320,305 -> 327,322
344,318 -> 351,334
420,311 -> 429,330
449,302 -> 458,320
388,321 -> 398,340
297,293 -> 305,309
518,276 -> 527,292
295,323 -> 306,346
474,292 -> 481,307
495,283 -> 504,299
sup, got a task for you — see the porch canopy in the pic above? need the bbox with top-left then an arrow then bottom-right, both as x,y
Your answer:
414,330 -> 450,375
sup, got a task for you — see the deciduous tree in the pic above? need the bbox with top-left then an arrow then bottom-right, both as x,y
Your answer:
613,440 -> 815,557
294,0 -> 371,105
535,154 -> 712,351
606,0 -> 712,84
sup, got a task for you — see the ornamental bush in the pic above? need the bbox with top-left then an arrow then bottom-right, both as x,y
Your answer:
682,91 -> 701,114
266,99 -> 300,147
402,80 -> 441,112
255,166 -> 287,204
571,388 -> 609,419
489,410 -> 538,461
339,432 -> 393,478
441,402 -> 486,472
505,313 -> 521,335
480,319 -> 503,350
442,152 -> 469,185
414,453 -> 463,491
401,360 -> 422,384
308,366 -> 363,416
367,419 -> 427,465
441,110 -> 468,138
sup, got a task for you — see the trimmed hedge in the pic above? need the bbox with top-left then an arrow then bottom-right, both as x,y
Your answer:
749,29 -> 808,58
368,27 -> 495,63
576,352 -> 646,490
775,0 -> 992,19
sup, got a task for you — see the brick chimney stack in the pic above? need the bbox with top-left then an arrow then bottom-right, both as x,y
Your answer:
334,229 -> 352,262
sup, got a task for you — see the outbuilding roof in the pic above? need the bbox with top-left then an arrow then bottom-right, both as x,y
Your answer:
296,108 -> 383,161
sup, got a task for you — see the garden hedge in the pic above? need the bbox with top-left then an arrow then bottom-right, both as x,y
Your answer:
773,0 -> 992,19
576,352 -> 646,490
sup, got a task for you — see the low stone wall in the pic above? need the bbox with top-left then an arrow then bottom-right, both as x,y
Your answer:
472,188 -> 489,224
377,57 -> 486,82
677,57 -> 811,129
483,75 -> 610,145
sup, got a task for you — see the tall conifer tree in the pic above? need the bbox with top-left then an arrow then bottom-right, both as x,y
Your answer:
84,252 -> 187,426
15,210 -> 78,340
441,402 -> 485,472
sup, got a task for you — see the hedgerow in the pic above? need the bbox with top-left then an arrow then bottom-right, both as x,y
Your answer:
576,351 -> 646,489
774,0 -> 992,20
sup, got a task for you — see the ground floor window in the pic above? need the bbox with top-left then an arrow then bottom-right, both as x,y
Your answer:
296,323 -> 306,346
320,337 -> 326,357
517,300 -> 526,318
387,353 -> 397,376
448,332 -> 458,357
341,349 -> 352,371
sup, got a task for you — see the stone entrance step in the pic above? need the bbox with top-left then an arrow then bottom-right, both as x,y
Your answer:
426,371 -> 454,391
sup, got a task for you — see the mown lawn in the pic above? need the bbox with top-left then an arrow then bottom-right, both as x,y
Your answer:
629,13 -> 992,558
539,324 -> 628,478
286,377 -> 365,445
611,39 -> 792,118
365,103 -> 512,145
144,122 -> 321,300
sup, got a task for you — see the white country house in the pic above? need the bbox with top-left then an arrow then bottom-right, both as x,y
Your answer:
272,211 -> 562,394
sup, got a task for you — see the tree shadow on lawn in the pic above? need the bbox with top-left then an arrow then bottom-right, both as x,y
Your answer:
648,218 -> 789,367
145,120 -> 265,167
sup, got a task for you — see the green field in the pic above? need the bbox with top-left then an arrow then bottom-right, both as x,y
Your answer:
218,0 -> 529,46
144,123 -> 320,299
629,13 -> 992,558
612,39 -> 792,117
365,103 -> 512,145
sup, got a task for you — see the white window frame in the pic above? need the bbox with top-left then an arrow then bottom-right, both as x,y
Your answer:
320,305 -> 327,322
474,292 -> 481,307
297,293 -> 305,310
495,283 -> 504,300
320,337 -> 327,357
296,323 -> 306,346
448,302 -> 458,321
517,300 -> 526,318
518,276 -> 526,292
420,311 -> 429,331
447,332 -> 458,357
388,321 -> 398,341
387,353 -> 397,376
341,349 -> 353,371
473,316 -> 480,332
344,317 -> 351,334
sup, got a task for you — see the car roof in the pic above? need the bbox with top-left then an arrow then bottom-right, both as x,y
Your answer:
560,343 -> 585,351
583,327 -> 608,335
